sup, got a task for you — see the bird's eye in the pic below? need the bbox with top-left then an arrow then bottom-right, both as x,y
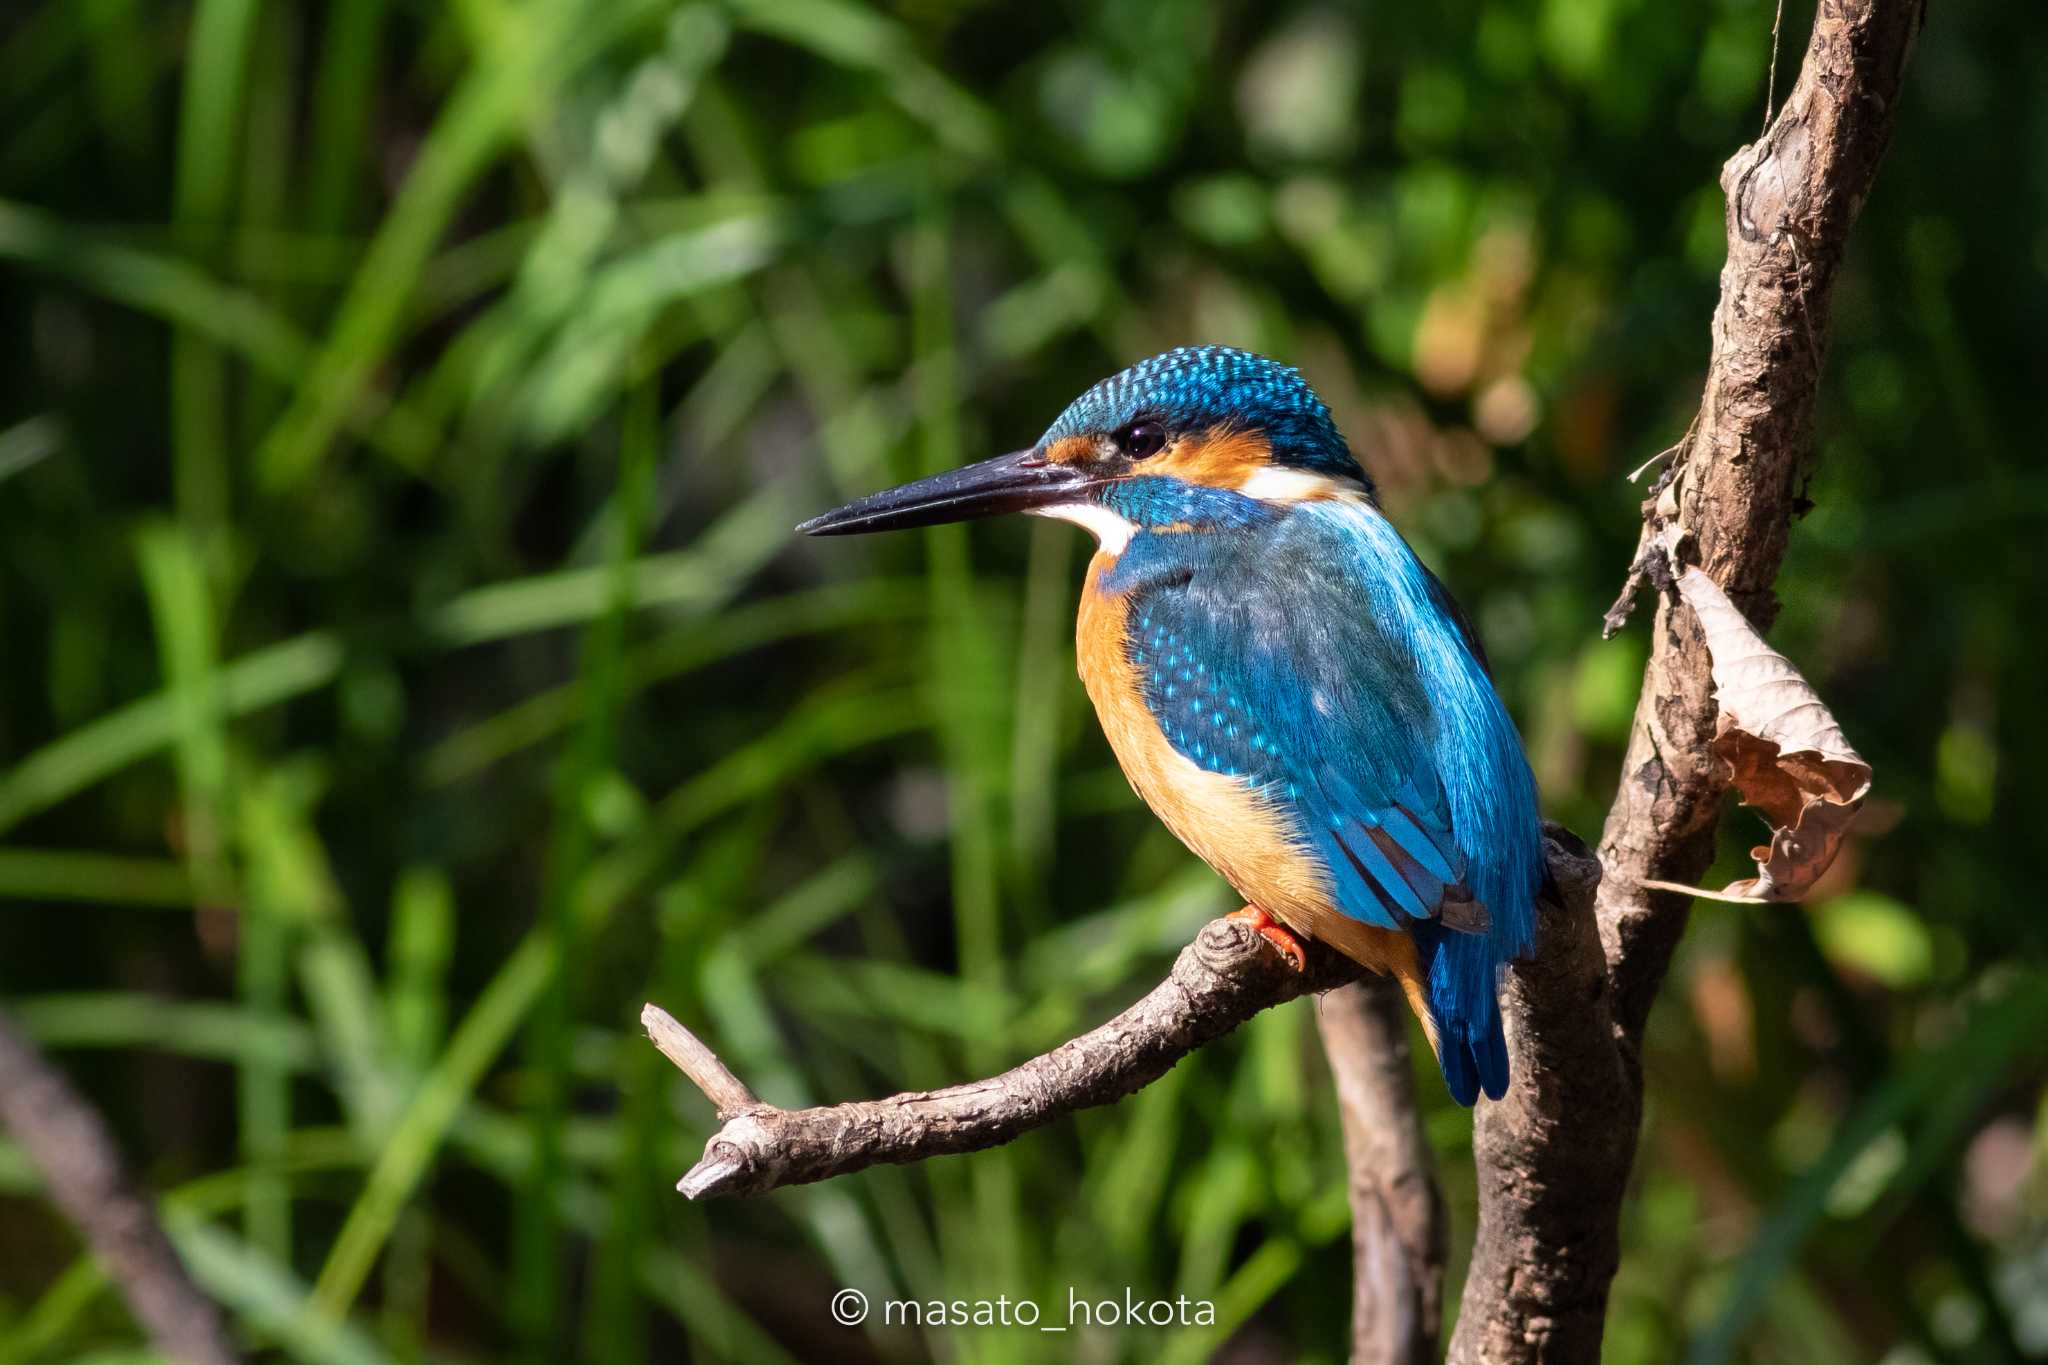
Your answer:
1118,421 -> 1167,459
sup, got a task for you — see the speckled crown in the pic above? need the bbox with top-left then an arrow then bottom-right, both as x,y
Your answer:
1039,346 -> 1366,482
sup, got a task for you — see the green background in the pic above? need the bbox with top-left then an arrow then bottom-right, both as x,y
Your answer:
1,0 -> 2043,1361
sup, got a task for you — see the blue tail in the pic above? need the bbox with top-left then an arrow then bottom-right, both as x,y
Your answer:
1414,924 -> 1510,1106
1434,1003 -> 1509,1107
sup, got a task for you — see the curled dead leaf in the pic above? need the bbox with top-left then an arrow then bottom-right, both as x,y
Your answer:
1642,567 -> 1873,904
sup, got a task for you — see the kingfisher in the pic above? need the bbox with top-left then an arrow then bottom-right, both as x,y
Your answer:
797,346 -> 1543,1104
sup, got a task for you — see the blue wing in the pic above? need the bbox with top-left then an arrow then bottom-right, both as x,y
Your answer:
1128,565 -> 1481,935
1110,500 -> 1542,1103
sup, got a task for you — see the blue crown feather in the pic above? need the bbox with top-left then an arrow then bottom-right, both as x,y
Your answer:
1040,345 -> 1372,485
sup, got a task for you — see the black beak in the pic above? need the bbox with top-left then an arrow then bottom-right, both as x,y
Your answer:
797,449 -> 1096,537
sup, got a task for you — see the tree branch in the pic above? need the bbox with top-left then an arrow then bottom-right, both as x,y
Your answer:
1450,3 -> 1926,1360
1450,830 -> 1623,1363
1315,977 -> 1449,1365
1600,0 -> 1925,1035
0,1006 -> 241,1365
650,834 -> 1593,1211
646,915 -> 1363,1199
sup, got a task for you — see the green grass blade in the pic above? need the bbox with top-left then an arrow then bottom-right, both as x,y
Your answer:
511,375 -> 656,1356
0,1256 -> 105,1365
722,0 -> 997,157
1155,1236 -> 1301,1365
169,0 -> 259,532
0,848 -> 195,907
174,1218 -> 398,1365
0,485 -> 794,834
239,764 -> 401,1141
386,866 -> 455,1068
0,413 -> 61,485
310,932 -> 557,1321
254,1 -> 643,490
0,632 -> 342,836
0,199 -> 311,376
303,0 -> 386,237
424,481 -> 799,646
418,580 -> 924,786
9,992 -> 315,1071
137,519 -> 297,1263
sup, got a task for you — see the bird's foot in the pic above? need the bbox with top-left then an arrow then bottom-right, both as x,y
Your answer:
1224,906 -> 1307,972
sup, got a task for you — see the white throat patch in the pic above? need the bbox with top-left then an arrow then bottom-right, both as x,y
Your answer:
1236,466 -> 1371,504
1029,502 -> 1135,555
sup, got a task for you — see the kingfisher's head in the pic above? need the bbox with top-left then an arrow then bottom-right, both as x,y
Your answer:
798,346 -> 1372,551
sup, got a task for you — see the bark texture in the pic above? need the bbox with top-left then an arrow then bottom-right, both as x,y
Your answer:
1450,831 -> 1624,1363
1315,977 -> 1450,1365
1450,3 -> 1926,1361
0,1007 -> 241,1365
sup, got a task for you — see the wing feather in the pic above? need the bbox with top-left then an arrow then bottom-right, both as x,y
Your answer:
1103,496 -> 1543,1107
1127,558 -> 1487,936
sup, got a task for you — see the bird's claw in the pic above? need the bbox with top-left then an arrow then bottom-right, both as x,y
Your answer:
1224,906 -> 1307,972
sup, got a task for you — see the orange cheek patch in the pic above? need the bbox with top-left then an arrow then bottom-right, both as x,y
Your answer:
1045,435 -> 1098,466
1151,426 -> 1271,489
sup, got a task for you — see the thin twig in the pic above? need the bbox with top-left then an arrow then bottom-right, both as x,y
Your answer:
1605,417 -> 1698,637
1764,0 -> 1787,133
0,1006 -> 241,1365
1601,534 -> 1658,639
641,1003 -> 759,1117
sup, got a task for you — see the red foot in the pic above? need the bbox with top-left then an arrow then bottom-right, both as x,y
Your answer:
1225,907 -> 1307,972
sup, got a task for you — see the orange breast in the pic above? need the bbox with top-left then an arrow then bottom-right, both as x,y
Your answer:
1075,553 -> 1433,1034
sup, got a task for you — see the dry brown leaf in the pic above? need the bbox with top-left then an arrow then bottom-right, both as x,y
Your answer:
1643,567 -> 1872,904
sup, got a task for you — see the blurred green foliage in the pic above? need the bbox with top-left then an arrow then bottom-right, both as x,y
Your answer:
1,0 -> 2044,1362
